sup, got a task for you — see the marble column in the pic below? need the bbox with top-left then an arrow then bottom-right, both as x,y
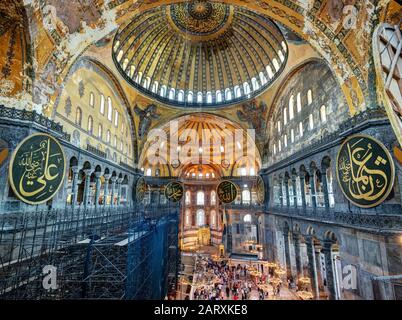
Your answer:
284,178 -> 290,209
94,172 -> 102,208
305,236 -> 319,299
283,230 -> 292,278
309,170 -> 317,209
116,178 -> 123,206
293,233 -> 303,277
83,169 -> 93,208
323,241 -> 336,300
110,176 -> 117,207
103,174 -> 111,207
279,179 -> 284,208
71,166 -> 79,209
300,175 -> 307,209
315,245 -> 324,291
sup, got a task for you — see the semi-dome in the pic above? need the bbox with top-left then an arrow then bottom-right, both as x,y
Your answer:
112,1 -> 288,108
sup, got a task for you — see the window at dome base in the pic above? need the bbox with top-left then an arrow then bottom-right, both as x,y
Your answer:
112,1 -> 288,108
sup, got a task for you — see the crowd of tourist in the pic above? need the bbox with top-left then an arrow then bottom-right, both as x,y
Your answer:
191,255 -> 285,300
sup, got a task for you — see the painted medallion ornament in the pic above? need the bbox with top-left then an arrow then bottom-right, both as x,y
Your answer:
256,175 -> 265,204
135,177 -> 147,202
9,133 -> 66,205
217,180 -> 238,204
165,181 -> 184,202
336,134 -> 395,208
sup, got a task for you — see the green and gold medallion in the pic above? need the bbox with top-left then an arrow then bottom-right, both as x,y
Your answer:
164,181 -> 184,202
256,175 -> 265,204
135,177 -> 147,202
217,180 -> 238,204
9,133 -> 66,205
336,134 -> 395,208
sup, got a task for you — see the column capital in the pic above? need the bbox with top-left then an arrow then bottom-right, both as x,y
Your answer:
110,176 -> 118,183
104,174 -> 111,180
84,169 -> 93,176
95,171 -> 102,179
71,166 -> 79,174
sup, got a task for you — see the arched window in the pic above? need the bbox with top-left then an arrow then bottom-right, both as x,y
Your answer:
273,143 -> 276,155
89,92 -> 94,107
211,210 -> 216,227
281,41 -> 287,52
273,58 -> 280,71
291,129 -> 294,143
305,174 -> 312,207
114,135 -> 117,147
87,116 -> 93,133
168,88 -> 175,100
123,58 -> 128,71
273,180 -> 281,206
146,168 -> 152,176
283,107 -> 288,125
307,89 -> 313,105
284,135 -> 288,148
250,168 -> 255,176
210,191 -> 216,205
143,77 -> 151,89
151,81 -> 158,93
297,92 -> 302,113
197,92 -> 203,103
327,167 -> 335,208
243,82 -> 251,95
266,65 -> 274,79
98,124 -> 103,139
240,167 -> 247,176
225,88 -> 232,101
160,85 -> 167,97
197,191 -> 204,205
281,180 -> 287,206
206,92 -> 212,104
185,209 -> 191,226
234,85 -> 241,98
117,49 -> 123,62
130,65 -> 135,77
188,91 -> 193,103
251,77 -> 259,91
106,130 -> 111,143
75,107 -> 82,126
216,90 -> 222,103
259,72 -> 267,85
288,179 -> 294,206
278,140 -> 282,152
309,114 -> 314,130
185,191 -> 191,205
100,95 -> 105,114
196,209 -> 205,227
107,97 -> 113,121
242,189 -> 251,205
113,41 -> 120,52
278,50 -> 285,62
114,110 -> 119,127
244,214 -> 252,223
178,90 -> 184,102
135,72 -> 142,84
277,121 -> 281,133
299,122 -> 303,137
315,171 -> 325,207
296,176 -> 302,206
289,95 -> 294,120
320,105 -> 327,123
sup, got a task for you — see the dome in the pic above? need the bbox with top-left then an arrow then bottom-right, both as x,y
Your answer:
112,1 -> 288,108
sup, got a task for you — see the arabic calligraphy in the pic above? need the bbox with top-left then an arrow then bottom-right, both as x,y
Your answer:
135,177 -> 146,202
336,135 -> 395,208
217,180 -> 238,204
165,181 -> 184,202
9,133 -> 66,205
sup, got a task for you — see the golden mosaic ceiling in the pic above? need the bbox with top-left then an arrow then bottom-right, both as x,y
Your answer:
112,1 -> 288,108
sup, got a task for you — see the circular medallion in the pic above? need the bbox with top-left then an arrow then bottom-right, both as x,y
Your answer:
165,181 -> 184,202
336,134 -> 395,208
171,159 -> 181,169
256,176 -> 265,204
9,133 -> 66,205
221,159 -> 230,169
135,177 -> 146,202
217,180 -> 238,204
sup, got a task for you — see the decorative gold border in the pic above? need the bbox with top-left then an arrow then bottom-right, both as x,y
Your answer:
216,180 -> 238,204
335,134 -> 395,209
164,180 -> 184,202
8,133 -> 67,205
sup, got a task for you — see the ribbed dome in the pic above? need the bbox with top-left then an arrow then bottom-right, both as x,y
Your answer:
112,1 -> 288,108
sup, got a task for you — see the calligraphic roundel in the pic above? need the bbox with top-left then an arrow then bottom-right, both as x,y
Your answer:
336,134 -> 395,208
165,181 -> 184,203
217,180 -> 238,204
135,177 -> 147,202
9,133 -> 66,205
256,176 -> 265,204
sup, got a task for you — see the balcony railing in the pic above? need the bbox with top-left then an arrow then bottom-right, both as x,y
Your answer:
86,144 -> 107,159
0,104 -> 70,141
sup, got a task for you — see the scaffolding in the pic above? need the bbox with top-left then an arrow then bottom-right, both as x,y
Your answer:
0,204 -> 180,299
